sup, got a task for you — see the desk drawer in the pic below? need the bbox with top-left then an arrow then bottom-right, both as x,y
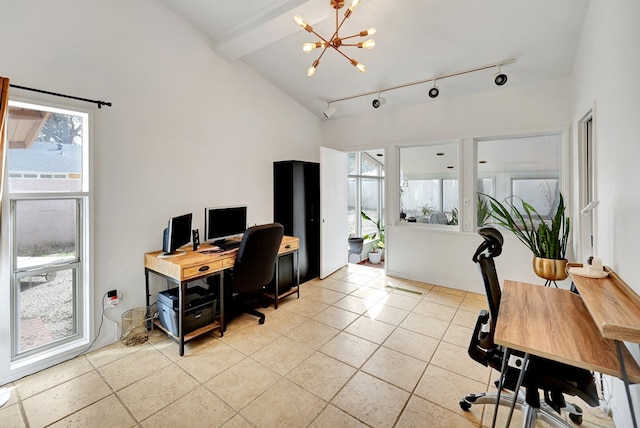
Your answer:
280,239 -> 299,253
183,260 -> 223,280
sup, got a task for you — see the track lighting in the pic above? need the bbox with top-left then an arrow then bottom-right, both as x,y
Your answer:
323,103 -> 336,119
320,59 -> 515,117
372,92 -> 386,108
494,65 -> 508,86
428,81 -> 439,98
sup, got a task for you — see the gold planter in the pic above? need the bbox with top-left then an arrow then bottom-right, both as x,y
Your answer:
532,257 -> 568,281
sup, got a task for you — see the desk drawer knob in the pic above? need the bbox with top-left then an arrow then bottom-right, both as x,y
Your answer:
198,266 -> 210,272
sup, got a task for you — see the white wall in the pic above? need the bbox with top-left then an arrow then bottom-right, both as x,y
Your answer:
323,79 -> 574,293
0,0 -> 322,383
572,1 -> 640,425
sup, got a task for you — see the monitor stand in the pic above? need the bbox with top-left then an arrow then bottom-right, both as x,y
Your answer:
158,250 -> 187,259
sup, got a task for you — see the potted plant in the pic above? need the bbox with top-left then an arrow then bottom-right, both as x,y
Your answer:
361,211 -> 385,264
347,235 -> 364,263
479,192 -> 570,282
477,194 -> 492,227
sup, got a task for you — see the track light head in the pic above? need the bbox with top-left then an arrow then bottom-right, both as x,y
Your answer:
494,65 -> 508,86
372,95 -> 386,109
428,83 -> 439,98
323,104 -> 336,119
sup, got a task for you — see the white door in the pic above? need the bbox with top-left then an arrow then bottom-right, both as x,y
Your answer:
320,147 -> 348,278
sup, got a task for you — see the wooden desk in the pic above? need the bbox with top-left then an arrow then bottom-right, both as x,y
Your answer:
496,277 -> 640,426
144,236 -> 299,356
496,280 -> 640,382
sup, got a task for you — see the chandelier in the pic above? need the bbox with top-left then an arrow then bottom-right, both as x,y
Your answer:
294,0 -> 376,77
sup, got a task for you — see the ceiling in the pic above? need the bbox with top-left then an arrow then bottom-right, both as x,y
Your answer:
157,0 -> 589,119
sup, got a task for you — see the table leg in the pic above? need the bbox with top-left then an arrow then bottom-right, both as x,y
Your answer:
505,353 -> 529,428
220,271 -> 225,335
294,249 -> 300,300
274,259 -> 281,309
144,269 -> 150,308
178,281 -> 185,357
492,347 -> 511,428
615,341 -> 638,428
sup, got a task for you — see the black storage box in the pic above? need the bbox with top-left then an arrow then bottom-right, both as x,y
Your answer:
157,285 -> 217,336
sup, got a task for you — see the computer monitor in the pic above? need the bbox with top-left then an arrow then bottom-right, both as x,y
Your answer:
204,206 -> 247,245
159,213 -> 193,258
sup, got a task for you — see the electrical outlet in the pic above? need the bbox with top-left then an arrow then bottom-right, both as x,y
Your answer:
108,289 -> 120,306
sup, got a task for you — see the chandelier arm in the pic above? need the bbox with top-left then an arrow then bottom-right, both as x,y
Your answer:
338,33 -> 366,41
334,12 -> 352,38
307,28 -> 332,46
327,7 -> 353,42
331,46 -> 356,63
316,44 -> 330,62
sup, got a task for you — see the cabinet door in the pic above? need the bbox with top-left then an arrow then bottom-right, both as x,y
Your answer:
274,161 -> 320,283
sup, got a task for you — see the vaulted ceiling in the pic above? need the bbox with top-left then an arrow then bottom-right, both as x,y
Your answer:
157,0 -> 589,119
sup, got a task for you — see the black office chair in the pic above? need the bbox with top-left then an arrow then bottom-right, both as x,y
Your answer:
225,223 -> 284,325
460,227 -> 599,427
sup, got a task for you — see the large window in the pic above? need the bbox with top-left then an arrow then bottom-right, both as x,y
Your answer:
399,142 -> 459,226
5,101 -> 90,360
476,134 -> 561,227
348,151 -> 384,238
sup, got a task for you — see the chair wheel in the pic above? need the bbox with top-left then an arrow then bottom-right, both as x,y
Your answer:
259,318 -> 265,325
569,413 -> 582,425
459,399 -> 471,411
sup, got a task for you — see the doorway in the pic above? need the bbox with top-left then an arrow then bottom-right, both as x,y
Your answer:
347,150 -> 385,263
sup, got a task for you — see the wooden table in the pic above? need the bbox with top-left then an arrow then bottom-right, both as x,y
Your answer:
144,236 -> 299,356
495,274 -> 640,427
497,280 -> 640,382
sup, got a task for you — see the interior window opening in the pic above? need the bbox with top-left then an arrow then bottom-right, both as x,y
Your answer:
399,142 -> 459,227
476,133 -> 562,228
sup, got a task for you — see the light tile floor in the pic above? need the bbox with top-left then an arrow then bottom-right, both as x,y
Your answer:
0,264 -> 615,427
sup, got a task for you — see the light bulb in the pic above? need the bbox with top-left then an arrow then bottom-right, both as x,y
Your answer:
294,15 -> 306,28
303,43 -> 315,53
356,62 -> 366,73
366,27 -> 376,36
348,0 -> 361,12
359,39 -> 375,49
307,60 -> 319,77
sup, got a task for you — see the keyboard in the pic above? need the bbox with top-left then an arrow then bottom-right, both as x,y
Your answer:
217,241 -> 241,251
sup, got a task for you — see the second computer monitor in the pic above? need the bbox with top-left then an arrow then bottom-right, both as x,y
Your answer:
204,205 -> 247,245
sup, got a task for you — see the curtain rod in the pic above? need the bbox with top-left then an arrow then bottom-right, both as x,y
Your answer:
10,84 -> 112,108
327,58 -> 516,104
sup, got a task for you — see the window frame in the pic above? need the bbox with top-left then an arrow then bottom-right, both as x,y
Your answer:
398,140 -> 461,229
348,151 -> 385,239
474,130 -> 569,231
2,98 -> 93,368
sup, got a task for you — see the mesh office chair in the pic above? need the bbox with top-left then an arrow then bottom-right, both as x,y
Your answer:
226,223 -> 284,325
460,227 -> 599,427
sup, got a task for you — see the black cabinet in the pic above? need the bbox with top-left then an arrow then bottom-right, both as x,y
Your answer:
273,161 -> 320,284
